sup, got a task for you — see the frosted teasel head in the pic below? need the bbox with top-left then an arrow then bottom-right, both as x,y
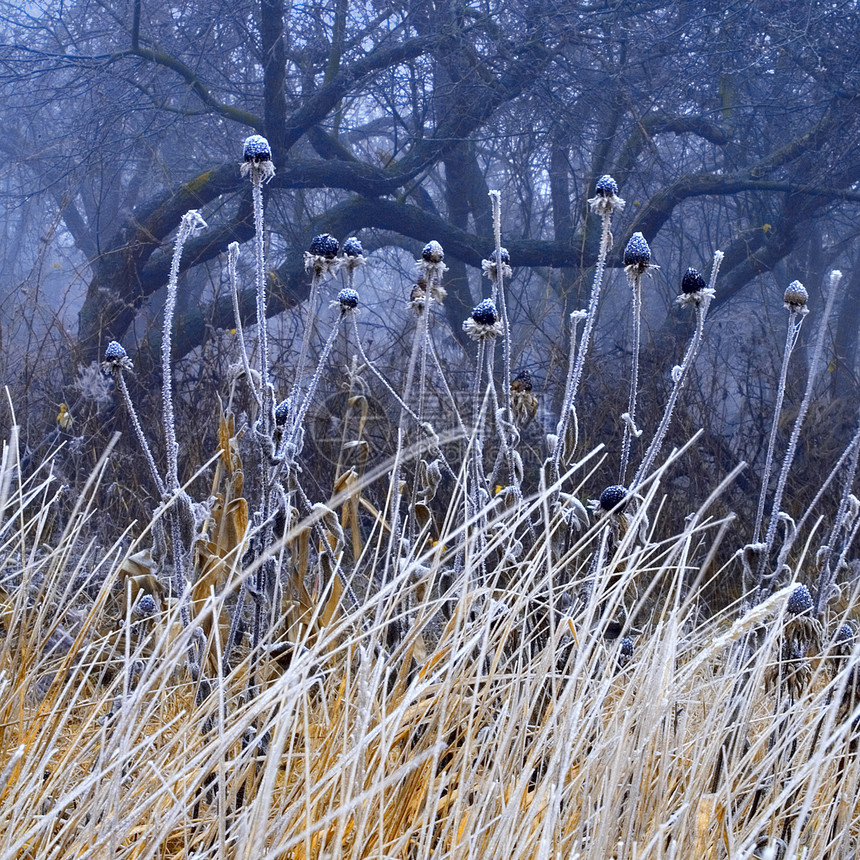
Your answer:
784,280 -> 809,315
511,369 -> 538,426
588,174 -> 626,217
481,246 -> 513,281
304,233 -> 341,278
417,239 -> 448,284
787,584 -> 813,616
617,636 -> 635,669
102,340 -> 134,374
409,264 -> 447,312
463,298 -> 503,341
274,397 -> 292,426
598,484 -> 628,513
133,594 -> 158,619
623,232 -> 654,279
340,236 -> 366,274
333,287 -> 359,314
240,134 -> 275,182
829,622 -> 856,666
676,266 -> 715,308
780,582 -> 823,662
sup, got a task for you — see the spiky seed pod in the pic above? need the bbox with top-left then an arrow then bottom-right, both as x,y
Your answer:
511,369 -> 533,392
133,594 -> 158,618
617,636 -> 634,669
784,280 -> 808,312
422,240 -> 444,263
102,340 -> 133,373
463,298 -> 503,340
623,233 -> 652,271
511,369 -> 538,426
595,175 -> 619,197
243,135 -> 272,163
471,298 -> 498,325
337,287 -> 359,311
274,398 -> 291,426
599,484 -> 628,512
588,174 -> 626,216
831,623 -> 856,670
682,267 -> 706,294
836,623 -> 855,648
410,280 -> 427,304
240,135 -> 275,181
482,246 -> 513,280
342,236 -> 364,257
787,584 -> 813,616
309,233 -> 339,259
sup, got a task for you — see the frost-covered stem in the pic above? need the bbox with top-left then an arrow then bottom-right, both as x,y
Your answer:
425,333 -> 469,439
757,270 -> 842,596
251,175 -> 271,414
221,577 -> 248,675
633,251 -> 723,488
114,372 -> 165,497
553,208 -> 614,485
815,427 -> 860,615
488,191 -> 513,425
290,317 -> 342,448
387,305 -> 429,567
350,316 -> 422,427
347,316 -> 459,483
471,339 -> 487,441
550,310 -> 587,485
753,310 -> 805,544
228,241 -> 261,409
169,512 -> 191,630
415,286 -> 432,429
292,272 -> 323,416
796,431 -> 860,537
634,304 -> 707,488
162,210 -> 205,490
619,270 -> 643,484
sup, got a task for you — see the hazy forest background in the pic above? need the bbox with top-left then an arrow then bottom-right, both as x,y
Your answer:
2,0 -> 860,592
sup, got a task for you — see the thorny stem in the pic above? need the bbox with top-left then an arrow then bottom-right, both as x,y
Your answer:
348,315 -> 459,483
228,241 -> 261,409
386,298 -> 431,579
815,433 -> 860,615
550,311 -> 587,485
289,316 -> 343,452
292,271 -> 324,424
633,251 -> 723,489
114,372 -> 165,497
162,210 -> 206,491
619,269 -> 643,484
552,208 -> 614,486
488,191 -> 513,429
251,175 -> 272,425
754,309 -> 806,545
756,270 -> 842,598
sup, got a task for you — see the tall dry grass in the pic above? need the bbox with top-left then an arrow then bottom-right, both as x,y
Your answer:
0,423 -> 858,860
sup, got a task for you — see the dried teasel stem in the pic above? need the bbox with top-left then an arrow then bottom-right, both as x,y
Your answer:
227,242 -> 261,410
162,209 -> 207,492
552,175 -> 624,487
632,252 -> 722,489
753,282 -> 809,545
756,270 -> 842,599
619,232 -> 653,484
